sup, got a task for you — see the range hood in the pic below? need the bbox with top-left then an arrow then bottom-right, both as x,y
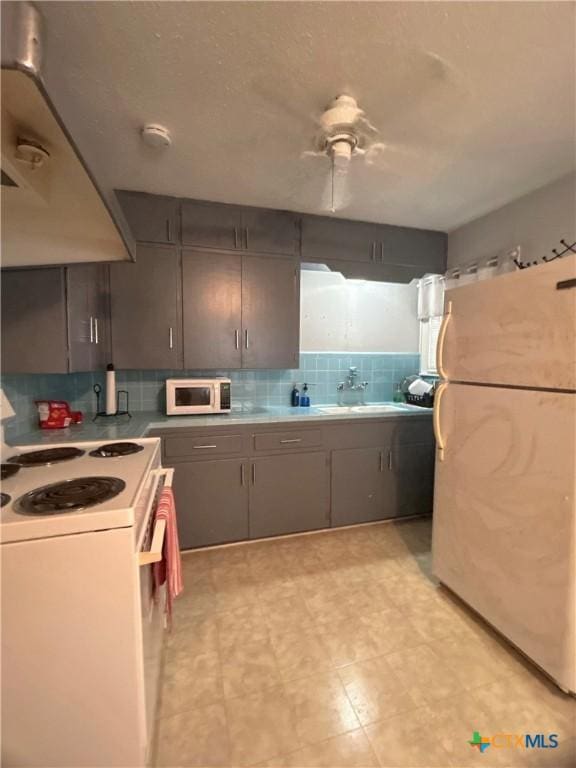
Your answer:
1,2 -> 134,267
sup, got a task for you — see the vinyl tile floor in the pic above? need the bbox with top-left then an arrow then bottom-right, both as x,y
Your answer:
152,518 -> 575,768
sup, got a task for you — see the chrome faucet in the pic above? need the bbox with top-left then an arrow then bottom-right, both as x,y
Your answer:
337,367 -> 369,405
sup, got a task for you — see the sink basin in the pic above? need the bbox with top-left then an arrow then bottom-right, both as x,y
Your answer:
317,406 -> 358,415
351,405 -> 403,413
317,404 -> 405,415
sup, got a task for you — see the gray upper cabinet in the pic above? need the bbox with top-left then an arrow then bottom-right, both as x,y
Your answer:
302,214 -> 447,280
249,451 -> 329,539
182,249 -> 242,369
1,268 -> 69,374
301,216 -> 378,263
1,265 -> 110,374
109,244 -> 182,370
182,200 -> 299,256
66,264 -> 111,372
172,458 -> 249,549
240,208 -> 299,256
242,256 -> 300,369
181,200 -> 240,250
116,190 -> 178,244
380,226 -> 447,272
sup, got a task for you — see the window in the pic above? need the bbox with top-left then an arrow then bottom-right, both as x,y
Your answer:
417,275 -> 444,376
419,315 -> 443,375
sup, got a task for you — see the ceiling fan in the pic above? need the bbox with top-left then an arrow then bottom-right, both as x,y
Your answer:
302,93 -> 428,213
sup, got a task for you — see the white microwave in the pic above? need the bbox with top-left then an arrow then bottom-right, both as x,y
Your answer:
165,378 -> 232,415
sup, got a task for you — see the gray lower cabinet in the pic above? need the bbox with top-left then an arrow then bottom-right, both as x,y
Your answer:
1,265 -> 110,374
172,458 -> 249,549
116,190 -> 178,244
249,451 -> 330,538
389,442 -> 435,517
331,446 -> 392,526
242,256 -> 300,368
109,244 -> 182,370
182,249 -> 242,369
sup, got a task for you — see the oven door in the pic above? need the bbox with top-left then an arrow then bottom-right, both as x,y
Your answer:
166,381 -> 217,414
137,468 -> 173,761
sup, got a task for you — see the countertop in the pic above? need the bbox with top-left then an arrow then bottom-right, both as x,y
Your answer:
7,404 -> 432,446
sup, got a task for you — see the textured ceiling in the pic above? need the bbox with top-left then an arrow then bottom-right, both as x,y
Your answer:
36,1 -> 576,231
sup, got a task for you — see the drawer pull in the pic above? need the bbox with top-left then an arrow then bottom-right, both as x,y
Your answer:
193,444 -> 218,449
279,438 -> 302,444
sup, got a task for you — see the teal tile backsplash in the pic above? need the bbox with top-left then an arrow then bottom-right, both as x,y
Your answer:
1,353 -> 420,439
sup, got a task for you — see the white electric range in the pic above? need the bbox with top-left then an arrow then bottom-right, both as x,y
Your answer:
1,437 -> 170,767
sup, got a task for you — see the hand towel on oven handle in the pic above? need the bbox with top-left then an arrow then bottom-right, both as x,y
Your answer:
153,486 -> 183,627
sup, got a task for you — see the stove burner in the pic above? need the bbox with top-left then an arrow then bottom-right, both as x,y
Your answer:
1,493 -> 10,507
89,442 -> 144,458
17,477 -> 126,515
1,463 -> 20,480
7,447 -> 85,467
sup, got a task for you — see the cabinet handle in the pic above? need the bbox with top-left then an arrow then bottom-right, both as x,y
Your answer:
166,219 -> 172,242
388,449 -> 392,471
234,227 -> 239,249
251,463 -> 256,485
240,463 -> 245,486
245,329 -> 249,349
89,316 -> 94,343
379,450 -> 384,472
193,444 -> 218,449
370,242 -> 375,261
379,242 -> 384,263
235,329 -> 240,350
245,228 -> 249,250
169,327 -> 174,349
280,438 -> 302,444
94,317 -> 99,344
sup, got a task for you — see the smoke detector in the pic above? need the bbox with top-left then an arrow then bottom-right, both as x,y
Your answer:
141,124 -> 171,148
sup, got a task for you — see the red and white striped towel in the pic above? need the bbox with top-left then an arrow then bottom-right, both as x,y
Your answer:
153,487 -> 183,627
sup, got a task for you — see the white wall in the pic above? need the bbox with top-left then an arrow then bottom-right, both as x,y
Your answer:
447,172 -> 576,269
300,270 -> 419,353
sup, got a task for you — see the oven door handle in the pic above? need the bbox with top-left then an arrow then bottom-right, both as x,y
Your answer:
139,468 -> 174,566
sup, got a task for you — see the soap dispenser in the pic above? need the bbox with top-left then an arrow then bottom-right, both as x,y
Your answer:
300,383 -> 311,408
291,383 -> 300,407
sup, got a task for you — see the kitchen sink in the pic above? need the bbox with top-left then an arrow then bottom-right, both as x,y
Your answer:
317,406 -> 358,415
317,404 -> 407,415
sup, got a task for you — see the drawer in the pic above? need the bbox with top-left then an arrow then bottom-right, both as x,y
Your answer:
164,433 -> 243,460
253,428 -> 322,452
390,419 -> 434,446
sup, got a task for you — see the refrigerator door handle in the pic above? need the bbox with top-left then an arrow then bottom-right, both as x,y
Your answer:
436,301 -> 452,378
433,382 -> 448,461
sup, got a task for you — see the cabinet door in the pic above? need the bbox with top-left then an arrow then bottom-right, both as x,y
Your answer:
67,264 -> 111,372
116,190 -> 178,244
241,256 -> 300,369
379,225 -> 446,272
181,200 -> 241,250
172,459 -> 249,548
301,216 -> 379,263
241,208 -> 299,256
331,447 -> 391,526
182,250 -> 242,369
387,442 -> 435,518
1,268 -> 68,374
249,452 -> 329,538
109,244 -> 182,370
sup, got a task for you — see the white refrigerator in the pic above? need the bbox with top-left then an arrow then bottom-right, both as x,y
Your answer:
432,254 -> 576,694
